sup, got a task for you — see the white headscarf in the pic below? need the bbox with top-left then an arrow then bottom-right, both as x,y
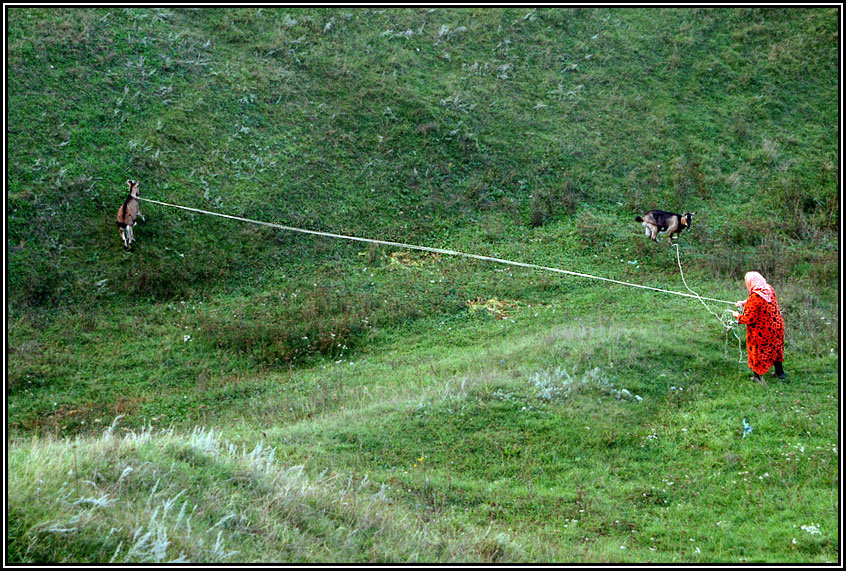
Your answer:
744,271 -> 775,304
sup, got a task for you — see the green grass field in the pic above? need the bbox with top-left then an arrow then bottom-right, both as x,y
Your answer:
6,7 -> 839,563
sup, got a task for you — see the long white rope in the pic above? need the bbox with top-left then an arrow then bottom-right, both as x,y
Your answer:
138,196 -> 737,306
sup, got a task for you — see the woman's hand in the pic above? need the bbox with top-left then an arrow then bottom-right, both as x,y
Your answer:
735,300 -> 746,308
732,311 -> 741,319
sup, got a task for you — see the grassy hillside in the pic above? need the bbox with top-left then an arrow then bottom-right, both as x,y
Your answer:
6,7 -> 839,563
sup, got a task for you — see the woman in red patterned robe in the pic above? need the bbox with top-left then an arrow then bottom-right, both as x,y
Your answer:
733,271 -> 785,382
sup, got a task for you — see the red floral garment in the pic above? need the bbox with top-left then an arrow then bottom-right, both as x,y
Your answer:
737,291 -> 785,375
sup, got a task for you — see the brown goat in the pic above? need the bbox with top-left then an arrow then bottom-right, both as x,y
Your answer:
116,179 -> 144,250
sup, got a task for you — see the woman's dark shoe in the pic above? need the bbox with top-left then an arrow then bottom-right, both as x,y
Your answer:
774,362 -> 786,379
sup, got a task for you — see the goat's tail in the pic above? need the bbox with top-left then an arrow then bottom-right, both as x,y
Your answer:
635,216 -> 643,223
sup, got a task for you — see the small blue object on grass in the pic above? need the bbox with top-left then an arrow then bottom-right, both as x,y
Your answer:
742,418 -> 753,439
